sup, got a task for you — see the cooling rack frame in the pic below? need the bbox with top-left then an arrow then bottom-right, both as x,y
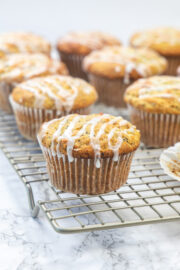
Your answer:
0,111 -> 180,234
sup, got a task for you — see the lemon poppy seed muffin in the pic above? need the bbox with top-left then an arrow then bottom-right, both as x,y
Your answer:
83,46 -> 167,107
124,76 -> 180,147
0,32 -> 51,57
130,27 -> 180,75
38,113 -> 140,194
0,53 -> 68,113
57,31 -> 121,79
10,75 -> 98,140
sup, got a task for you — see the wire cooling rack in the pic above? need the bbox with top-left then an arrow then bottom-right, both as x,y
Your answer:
0,110 -> 180,234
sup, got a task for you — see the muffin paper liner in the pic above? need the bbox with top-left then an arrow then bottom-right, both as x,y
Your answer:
0,81 -> 15,113
10,96 -> 90,141
38,145 -> 135,195
128,105 -> 180,148
160,142 -> 180,181
165,55 -> 180,76
59,52 -> 88,80
87,73 -> 133,108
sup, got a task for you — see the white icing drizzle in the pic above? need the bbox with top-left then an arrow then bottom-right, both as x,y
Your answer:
83,46 -> 166,84
0,32 -> 50,54
131,27 -> 180,47
136,76 -> 180,100
0,54 -> 52,81
18,75 -> 93,111
59,31 -> 120,50
40,114 -> 134,168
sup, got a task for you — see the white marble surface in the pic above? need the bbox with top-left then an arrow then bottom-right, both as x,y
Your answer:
0,149 -> 180,270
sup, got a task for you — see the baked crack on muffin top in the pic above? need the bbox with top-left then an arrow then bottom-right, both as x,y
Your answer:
0,54 -> 68,83
124,76 -> 180,114
83,46 -> 167,82
57,31 -> 121,55
0,32 -> 51,57
130,27 -> 180,56
38,113 -> 140,166
11,75 -> 98,111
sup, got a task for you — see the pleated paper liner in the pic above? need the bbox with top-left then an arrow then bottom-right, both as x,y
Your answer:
0,81 -> 15,113
128,105 -> 180,148
38,144 -> 135,195
60,52 -> 88,80
10,96 -> 91,141
87,73 -> 134,108
164,55 -> 180,75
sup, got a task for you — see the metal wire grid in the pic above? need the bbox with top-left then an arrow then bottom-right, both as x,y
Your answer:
0,111 -> 180,234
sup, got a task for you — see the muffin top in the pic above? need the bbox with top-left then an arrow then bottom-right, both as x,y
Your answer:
0,53 -> 68,83
57,31 -> 121,55
0,32 -> 51,57
124,76 -> 180,114
130,27 -> 180,56
11,75 -> 98,111
83,46 -> 167,82
38,113 -> 140,164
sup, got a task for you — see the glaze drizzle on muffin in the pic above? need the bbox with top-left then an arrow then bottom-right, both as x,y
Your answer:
0,54 -> 68,82
124,76 -> 180,114
83,46 -> 167,82
0,32 -> 51,56
130,27 -> 180,56
57,31 -> 121,55
11,75 -> 98,111
38,114 -> 140,168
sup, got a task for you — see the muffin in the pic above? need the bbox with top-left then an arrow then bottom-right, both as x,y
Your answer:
83,46 -> 167,107
57,31 -> 121,80
10,75 -> 98,140
124,76 -> 180,148
37,113 -> 140,194
0,32 -> 51,57
0,53 -> 68,113
130,27 -> 180,75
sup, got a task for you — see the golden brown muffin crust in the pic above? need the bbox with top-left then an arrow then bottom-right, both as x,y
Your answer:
38,113 -> 140,159
0,54 -> 68,83
124,76 -> 180,114
0,32 -> 51,57
57,31 -> 121,55
11,75 -> 98,110
83,46 -> 167,80
130,27 -> 180,56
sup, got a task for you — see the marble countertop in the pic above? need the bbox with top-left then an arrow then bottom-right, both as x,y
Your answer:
0,147 -> 180,270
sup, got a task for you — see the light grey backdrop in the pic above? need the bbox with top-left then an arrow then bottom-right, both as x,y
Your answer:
0,0 -> 179,46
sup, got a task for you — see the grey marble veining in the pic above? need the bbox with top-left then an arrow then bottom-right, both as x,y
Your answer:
0,149 -> 180,270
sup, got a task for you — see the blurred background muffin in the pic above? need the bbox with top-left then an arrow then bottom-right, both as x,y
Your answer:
0,53 -> 68,113
57,31 -> 121,80
0,32 -> 51,57
83,46 -> 167,107
10,75 -> 98,140
124,75 -> 180,147
130,27 -> 180,75
38,113 -> 140,194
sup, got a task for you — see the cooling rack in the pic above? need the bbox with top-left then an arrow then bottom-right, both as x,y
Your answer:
0,110 -> 180,234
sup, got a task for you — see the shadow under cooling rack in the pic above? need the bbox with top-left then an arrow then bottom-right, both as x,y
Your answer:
0,111 -> 180,234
